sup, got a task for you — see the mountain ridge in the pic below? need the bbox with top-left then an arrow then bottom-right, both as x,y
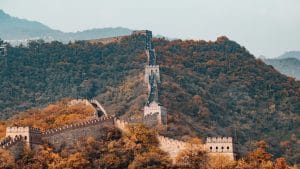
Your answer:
0,9 -> 132,42
0,34 -> 299,164
263,51 -> 300,80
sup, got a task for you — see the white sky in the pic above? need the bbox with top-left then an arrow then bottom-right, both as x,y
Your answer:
1,0 -> 300,58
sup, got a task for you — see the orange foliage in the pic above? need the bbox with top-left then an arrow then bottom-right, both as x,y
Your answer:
0,99 -> 95,138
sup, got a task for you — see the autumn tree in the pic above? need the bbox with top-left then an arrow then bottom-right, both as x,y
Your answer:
0,149 -> 15,169
175,146 -> 209,169
274,158 -> 289,169
245,141 -> 273,168
128,147 -> 171,169
209,155 -> 236,169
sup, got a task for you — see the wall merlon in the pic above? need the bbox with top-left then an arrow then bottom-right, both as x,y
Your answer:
206,137 -> 233,143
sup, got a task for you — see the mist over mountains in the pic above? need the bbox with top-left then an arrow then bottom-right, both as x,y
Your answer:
264,51 -> 300,80
0,9 -> 132,43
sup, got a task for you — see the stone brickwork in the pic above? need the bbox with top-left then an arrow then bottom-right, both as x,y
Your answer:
2,136 -> 24,159
42,116 -> 114,150
6,127 -> 42,147
142,30 -> 167,126
144,102 -> 167,125
205,137 -> 235,160
88,36 -> 128,45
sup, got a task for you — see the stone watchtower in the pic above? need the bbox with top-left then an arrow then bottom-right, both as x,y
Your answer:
6,127 -> 42,148
141,30 -> 167,126
205,137 -> 235,160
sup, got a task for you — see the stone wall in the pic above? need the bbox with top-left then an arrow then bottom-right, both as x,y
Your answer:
158,135 -> 188,160
1,136 -> 24,159
42,116 -> 114,150
144,102 -> 167,125
88,36 -> 128,45
6,127 -> 42,147
145,65 -> 160,85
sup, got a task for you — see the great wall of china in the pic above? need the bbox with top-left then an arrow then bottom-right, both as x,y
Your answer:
0,30 -> 235,162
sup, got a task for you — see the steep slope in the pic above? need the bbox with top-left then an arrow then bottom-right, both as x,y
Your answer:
264,58 -> 300,80
0,9 -> 132,42
0,34 -> 299,164
153,37 -> 299,164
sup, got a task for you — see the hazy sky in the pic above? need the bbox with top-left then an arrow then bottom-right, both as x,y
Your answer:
1,0 -> 300,58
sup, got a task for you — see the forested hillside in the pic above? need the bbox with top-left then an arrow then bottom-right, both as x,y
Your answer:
0,34 -> 299,164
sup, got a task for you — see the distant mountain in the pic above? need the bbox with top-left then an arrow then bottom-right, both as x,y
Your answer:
0,9 -> 132,43
263,51 -> 300,80
278,51 -> 300,60
264,58 -> 300,80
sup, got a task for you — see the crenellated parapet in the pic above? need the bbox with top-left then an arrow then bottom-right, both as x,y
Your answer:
205,136 -> 235,160
6,126 -> 42,146
42,116 -> 115,137
1,136 -> 23,149
0,137 -> 12,147
206,137 -> 233,143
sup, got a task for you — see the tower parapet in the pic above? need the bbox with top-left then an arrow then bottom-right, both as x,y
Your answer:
144,102 -> 167,125
6,127 -> 42,147
205,137 -> 235,160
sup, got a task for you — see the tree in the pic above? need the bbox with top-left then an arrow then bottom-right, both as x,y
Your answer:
128,147 -> 171,169
175,147 -> 209,169
126,124 -> 159,154
274,158 -> 289,169
209,155 -> 236,169
59,152 -> 89,169
0,149 -> 15,169
245,141 -> 273,168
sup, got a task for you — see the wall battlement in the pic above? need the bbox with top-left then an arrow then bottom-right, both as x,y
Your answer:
0,137 -> 12,147
1,136 -> 23,149
6,127 -> 41,133
206,137 -> 233,143
88,36 -> 128,45
42,116 -> 115,137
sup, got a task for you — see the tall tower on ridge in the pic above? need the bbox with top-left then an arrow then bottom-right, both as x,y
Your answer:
133,30 -> 167,125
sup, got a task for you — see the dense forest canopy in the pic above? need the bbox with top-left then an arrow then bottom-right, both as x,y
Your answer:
0,34 -> 299,164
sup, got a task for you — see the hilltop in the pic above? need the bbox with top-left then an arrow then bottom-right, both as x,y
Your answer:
0,9 -> 132,42
0,34 -> 299,164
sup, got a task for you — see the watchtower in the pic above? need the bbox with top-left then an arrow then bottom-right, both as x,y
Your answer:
6,127 -> 42,148
205,137 -> 235,160
144,101 -> 167,125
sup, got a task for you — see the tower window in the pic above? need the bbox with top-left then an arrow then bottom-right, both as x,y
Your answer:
216,146 -> 218,149
227,146 -> 230,150
210,146 -> 212,150
24,136 -> 27,140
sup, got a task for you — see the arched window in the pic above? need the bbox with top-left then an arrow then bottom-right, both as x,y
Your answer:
210,146 -> 212,150
24,136 -> 27,140
227,146 -> 230,150
216,146 -> 218,150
